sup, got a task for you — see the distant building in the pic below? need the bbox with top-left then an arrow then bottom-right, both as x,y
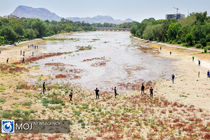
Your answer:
166,14 -> 185,20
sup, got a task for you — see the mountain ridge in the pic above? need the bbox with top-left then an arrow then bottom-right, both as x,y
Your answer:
10,5 -> 134,24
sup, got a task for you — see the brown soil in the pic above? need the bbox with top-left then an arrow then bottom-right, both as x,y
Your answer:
91,61 -> 107,67
55,74 -> 67,79
69,68 -> 83,74
82,57 -> 105,62
45,63 -> 66,66
0,64 -> 28,73
13,52 -> 69,64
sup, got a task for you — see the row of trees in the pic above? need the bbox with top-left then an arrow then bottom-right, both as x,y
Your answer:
0,17 -> 95,45
92,22 -> 133,29
130,12 -> 210,50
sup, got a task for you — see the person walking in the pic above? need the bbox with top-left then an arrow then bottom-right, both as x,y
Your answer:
6,58 -> 9,63
43,82 -> 46,94
23,51 -> 25,57
95,88 -> 99,99
198,59 -> 201,66
172,74 -> 175,84
150,87 -> 153,98
170,52 -> 172,55
198,71 -> 200,78
207,70 -> 210,78
69,89 -> 73,101
22,57 -> 25,64
192,56 -> 195,61
141,83 -> 145,94
114,87 -> 118,98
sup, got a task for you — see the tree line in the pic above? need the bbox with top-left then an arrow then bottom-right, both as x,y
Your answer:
0,17 -> 95,45
130,12 -> 210,51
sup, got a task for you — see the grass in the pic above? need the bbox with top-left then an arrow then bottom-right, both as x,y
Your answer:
0,98 -> 6,103
42,98 -> 65,107
23,101 -> 32,107
0,87 -> 6,92
1,109 -> 35,119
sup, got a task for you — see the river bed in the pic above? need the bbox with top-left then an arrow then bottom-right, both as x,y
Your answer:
29,31 -> 176,93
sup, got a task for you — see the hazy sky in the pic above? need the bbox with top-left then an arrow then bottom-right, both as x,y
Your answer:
0,0 -> 209,22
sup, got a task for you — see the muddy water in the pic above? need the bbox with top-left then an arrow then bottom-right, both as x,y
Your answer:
30,31 -> 175,93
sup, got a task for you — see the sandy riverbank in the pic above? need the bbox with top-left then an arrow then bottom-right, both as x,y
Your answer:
133,37 -> 210,112
0,33 -> 210,139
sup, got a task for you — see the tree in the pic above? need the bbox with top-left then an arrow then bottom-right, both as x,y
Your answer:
167,22 -> 181,41
0,26 -> 17,43
24,29 -> 37,39
185,33 -> 194,46
200,38 -> 207,47
32,20 -> 47,37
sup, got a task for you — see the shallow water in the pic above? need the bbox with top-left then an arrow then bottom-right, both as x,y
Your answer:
30,31 -> 176,92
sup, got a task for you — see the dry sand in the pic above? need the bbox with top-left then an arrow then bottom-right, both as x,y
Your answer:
134,37 -> 210,112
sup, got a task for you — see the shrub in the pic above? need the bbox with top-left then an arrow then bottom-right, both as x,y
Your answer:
177,40 -> 182,44
23,101 -> 32,107
204,48 -> 208,53
200,38 -> 207,47
2,111 -> 12,118
195,44 -> 203,49
0,98 -> 6,103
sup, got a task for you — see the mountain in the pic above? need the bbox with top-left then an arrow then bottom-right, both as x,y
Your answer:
11,5 -> 61,21
67,15 -> 134,24
10,6 -> 134,24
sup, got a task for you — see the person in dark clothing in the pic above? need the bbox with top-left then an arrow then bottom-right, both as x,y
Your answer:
170,52 -> 172,55
69,90 -> 73,101
160,47 -> 162,50
6,58 -> 9,63
172,74 -> 175,84
114,87 -> 118,98
198,60 -> 201,66
22,57 -> 25,64
192,56 -> 195,61
32,52 -> 34,56
141,83 -> 145,94
23,51 -> 25,56
95,88 -> 99,99
207,70 -> 210,78
150,87 -> 153,98
43,82 -> 46,94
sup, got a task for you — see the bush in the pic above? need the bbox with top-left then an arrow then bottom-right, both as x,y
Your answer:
0,98 -> 6,103
177,40 -> 182,44
200,38 -> 207,47
195,44 -> 203,49
204,48 -> 208,53
207,46 -> 210,50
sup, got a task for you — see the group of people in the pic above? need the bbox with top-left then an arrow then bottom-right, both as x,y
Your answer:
28,44 -> 39,49
141,84 -> 154,98
192,56 -> 210,78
